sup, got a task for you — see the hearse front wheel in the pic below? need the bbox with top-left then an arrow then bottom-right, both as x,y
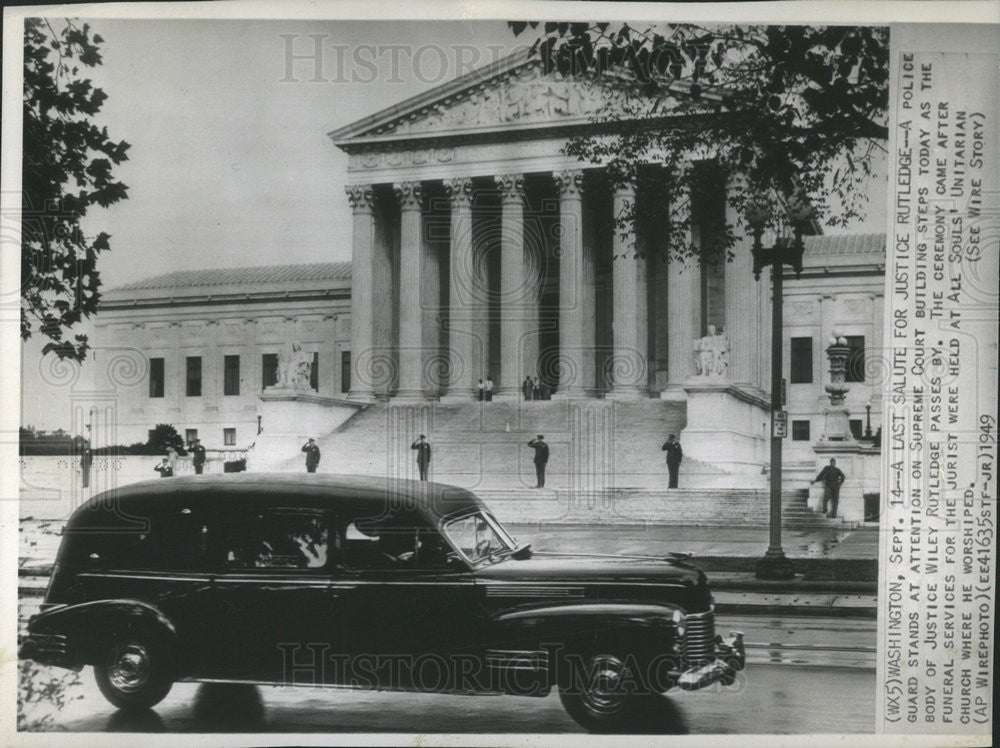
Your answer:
558,652 -> 638,733
94,629 -> 174,710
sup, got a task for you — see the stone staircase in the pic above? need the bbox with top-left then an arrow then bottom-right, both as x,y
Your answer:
273,398 -> 731,489
240,398 -> 850,529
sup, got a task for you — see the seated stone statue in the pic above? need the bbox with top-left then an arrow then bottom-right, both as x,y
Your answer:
693,325 -> 730,378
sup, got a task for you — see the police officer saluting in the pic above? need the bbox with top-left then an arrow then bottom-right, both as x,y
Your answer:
527,434 -> 549,489
301,438 -> 321,473
411,434 -> 432,481
661,434 -> 683,489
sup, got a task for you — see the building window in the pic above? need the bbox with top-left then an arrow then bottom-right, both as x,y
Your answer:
224,355 -> 240,396
186,356 -> 202,396
261,353 -> 279,391
845,335 -> 865,382
850,419 -> 864,440
792,420 -> 811,441
223,428 -> 236,446
185,429 -> 198,445
310,351 -> 319,392
341,350 -> 351,393
789,337 -> 813,384
149,358 -> 165,398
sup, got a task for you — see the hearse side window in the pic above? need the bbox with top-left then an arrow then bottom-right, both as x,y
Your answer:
221,510 -> 329,570
80,508 -> 208,572
338,514 -> 452,570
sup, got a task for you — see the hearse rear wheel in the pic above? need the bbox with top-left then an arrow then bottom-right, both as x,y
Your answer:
94,628 -> 174,710
558,652 -> 640,733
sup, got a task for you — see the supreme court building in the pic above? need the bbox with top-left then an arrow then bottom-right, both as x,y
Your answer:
94,49 -> 884,486
332,50 -> 775,404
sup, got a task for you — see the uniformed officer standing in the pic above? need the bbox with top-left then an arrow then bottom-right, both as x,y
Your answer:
527,434 -> 549,489
411,434 -> 432,481
191,439 -> 207,475
301,438 -> 321,473
661,434 -> 683,489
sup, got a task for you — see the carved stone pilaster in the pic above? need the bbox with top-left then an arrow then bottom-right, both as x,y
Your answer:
345,184 -> 375,213
443,177 -> 473,209
494,173 -> 525,204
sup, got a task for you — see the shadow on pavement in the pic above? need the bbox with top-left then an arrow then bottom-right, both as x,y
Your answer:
624,694 -> 689,735
191,683 -> 267,732
105,708 -> 166,732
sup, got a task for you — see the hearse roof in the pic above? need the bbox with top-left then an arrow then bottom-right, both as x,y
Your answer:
69,473 -> 485,526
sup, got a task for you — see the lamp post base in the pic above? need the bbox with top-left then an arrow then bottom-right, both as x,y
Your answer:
754,548 -> 796,580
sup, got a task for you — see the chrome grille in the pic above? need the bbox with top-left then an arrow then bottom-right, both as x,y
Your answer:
682,610 -> 715,666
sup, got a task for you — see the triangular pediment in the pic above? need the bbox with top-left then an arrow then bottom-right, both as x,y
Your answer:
328,50 -> 693,148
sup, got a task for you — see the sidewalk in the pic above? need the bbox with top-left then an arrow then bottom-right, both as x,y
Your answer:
507,523 -> 879,560
507,523 -> 879,613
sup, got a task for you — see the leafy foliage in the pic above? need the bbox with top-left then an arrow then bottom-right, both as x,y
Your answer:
146,423 -> 185,454
509,23 -> 888,263
22,18 -> 130,361
17,659 -> 83,731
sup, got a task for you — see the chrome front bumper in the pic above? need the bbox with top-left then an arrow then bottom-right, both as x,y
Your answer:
677,631 -> 745,691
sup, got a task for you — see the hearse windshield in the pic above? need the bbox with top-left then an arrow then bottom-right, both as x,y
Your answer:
442,511 -> 516,566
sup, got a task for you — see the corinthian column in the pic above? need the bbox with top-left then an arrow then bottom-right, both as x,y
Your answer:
724,176 -> 755,386
608,179 -> 646,398
494,173 -> 526,400
666,179 -> 700,396
347,184 -> 376,401
394,181 -> 425,401
553,169 -> 593,397
442,177 -> 476,400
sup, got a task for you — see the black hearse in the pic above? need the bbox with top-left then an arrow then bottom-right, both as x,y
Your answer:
20,474 -> 744,732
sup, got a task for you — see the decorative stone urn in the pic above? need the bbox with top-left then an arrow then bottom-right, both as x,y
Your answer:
819,329 -> 856,442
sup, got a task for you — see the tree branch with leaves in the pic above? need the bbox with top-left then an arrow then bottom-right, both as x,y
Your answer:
509,22 -> 888,263
22,18 -> 130,362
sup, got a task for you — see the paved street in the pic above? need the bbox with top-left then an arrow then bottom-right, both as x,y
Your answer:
26,657 -> 873,734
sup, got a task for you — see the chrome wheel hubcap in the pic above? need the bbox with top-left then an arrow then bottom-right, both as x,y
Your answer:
581,655 -> 628,715
108,643 -> 151,693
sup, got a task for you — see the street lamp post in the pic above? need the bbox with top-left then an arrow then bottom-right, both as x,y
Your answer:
747,197 -> 809,580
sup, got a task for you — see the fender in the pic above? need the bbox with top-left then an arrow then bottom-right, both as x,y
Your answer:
490,602 -> 684,657
25,599 -> 180,667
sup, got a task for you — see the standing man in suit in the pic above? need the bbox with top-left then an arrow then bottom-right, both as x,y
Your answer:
485,376 -> 494,402
411,434 -> 432,481
477,379 -> 485,401
301,438 -> 321,473
661,434 -> 683,489
527,434 -> 549,489
191,438 -> 207,475
812,458 -> 846,518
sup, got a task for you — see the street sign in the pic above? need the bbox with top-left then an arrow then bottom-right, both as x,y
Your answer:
772,410 -> 788,438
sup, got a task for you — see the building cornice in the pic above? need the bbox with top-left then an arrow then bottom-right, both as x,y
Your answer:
100,288 -> 350,312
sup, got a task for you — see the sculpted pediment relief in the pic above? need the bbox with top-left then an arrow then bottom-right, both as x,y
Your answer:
358,64 -> 616,138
